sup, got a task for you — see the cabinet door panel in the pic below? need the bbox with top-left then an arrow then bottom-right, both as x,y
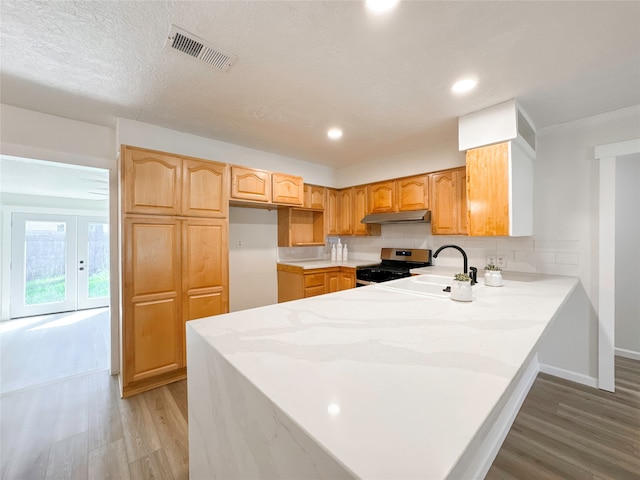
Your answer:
123,217 -> 182,383
352,186 -> 369,236
369,181 -> 396,213
183,219 -> 227,289
339,271 -> 355,290
325,189 -> 339,236
309,185 -> 326,210
126,218 -> 181,297
123,147 -> 181,215
430,168 -> 466,235
183,159 -> 228,218
326,272 -> 339,293
398,175 -> 429,211
466,143 -> 509,236
128,297 -> 180,383
338,189 -> 353,235
231,167 -> 270,202
272,173 -> 304,205
431,171 -> 458,235
182,219 -> 228,321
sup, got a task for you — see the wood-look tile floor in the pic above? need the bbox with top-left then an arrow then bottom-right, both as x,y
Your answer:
487,356 -> 640,480
1,309 -> 638,479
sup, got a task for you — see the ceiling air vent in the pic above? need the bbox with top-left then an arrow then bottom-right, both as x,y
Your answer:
166,25 -> 237,71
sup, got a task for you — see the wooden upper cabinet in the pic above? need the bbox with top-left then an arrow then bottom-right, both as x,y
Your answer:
231,166 -> 271,203
123,146 -> 182,215
338,188 -> 353,235
368,181 -> 396,214
352,186 -> 370,236
398,174 -> 429,211
325,188 -> 339,236
182,159 -> 228,218
466,141 -> 533,236
430,167 -> 467,235
303,184 -> 326,209
272,173 -> 304,205
466,143 -> 509,236
122,146 -> 228,218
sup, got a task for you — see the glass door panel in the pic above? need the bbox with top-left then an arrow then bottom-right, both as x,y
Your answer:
77,218 -> 110,310
11,214 -> 109,318
11,214 -> 77,318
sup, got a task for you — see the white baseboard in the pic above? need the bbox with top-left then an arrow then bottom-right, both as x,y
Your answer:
539,362 -> 598,388
615,348 -> 640,361
450,354 -> 540,480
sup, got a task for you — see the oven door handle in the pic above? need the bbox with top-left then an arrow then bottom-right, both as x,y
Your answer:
356,279 -> 375,286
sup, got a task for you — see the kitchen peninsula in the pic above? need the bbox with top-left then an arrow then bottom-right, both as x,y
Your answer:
186,270 -> 578,479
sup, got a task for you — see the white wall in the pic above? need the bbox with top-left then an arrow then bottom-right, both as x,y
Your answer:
336,120 -> 465,188
0,104 -> 116,167
116,118 -> 336,186
228,207 -> 278,311
615,155 -> 640,358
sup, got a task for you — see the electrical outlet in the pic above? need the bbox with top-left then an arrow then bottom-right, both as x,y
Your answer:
496,256 -> 506,268
237,239 -> 242,248
487,255 -> 496,266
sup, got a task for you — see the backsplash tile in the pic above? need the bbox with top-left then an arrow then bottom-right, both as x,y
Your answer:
333,224 -> 580,276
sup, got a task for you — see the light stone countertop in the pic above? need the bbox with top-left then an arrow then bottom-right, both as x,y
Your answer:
277,259 -> 378,269
187,271 -> 578,479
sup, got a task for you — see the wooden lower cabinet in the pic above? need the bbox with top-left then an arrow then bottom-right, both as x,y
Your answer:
277,265 -> 356,302
122,216 -> 228,397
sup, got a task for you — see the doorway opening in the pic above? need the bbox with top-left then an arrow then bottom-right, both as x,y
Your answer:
1,155 -> 112,390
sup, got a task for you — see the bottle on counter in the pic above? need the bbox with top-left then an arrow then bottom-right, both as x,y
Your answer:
331,243 -> 337,262
342,244 -> 348,262
336,239 -> 343,262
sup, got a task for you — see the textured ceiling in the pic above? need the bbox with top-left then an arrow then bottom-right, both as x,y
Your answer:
1,1 -> 639,168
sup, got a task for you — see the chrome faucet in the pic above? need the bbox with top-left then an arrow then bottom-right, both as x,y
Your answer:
432,244 -> 477,284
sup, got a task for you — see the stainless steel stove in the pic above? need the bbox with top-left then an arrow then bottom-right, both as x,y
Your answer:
356,248 -> 431,286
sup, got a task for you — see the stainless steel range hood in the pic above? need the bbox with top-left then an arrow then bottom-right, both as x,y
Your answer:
361,210 -> 431,224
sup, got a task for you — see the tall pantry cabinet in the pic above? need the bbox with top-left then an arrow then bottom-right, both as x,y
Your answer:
120,145 -> 229,397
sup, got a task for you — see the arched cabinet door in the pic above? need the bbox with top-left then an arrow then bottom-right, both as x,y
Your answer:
123,146 -> 182,215
430,167 -> 467,235
182,159 -> 228,218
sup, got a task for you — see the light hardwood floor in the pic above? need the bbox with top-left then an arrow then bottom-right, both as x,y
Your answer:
1,310 -> 638,479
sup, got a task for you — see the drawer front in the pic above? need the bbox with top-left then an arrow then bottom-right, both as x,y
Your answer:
304,285 -> 325,297
304,273 -> 325,288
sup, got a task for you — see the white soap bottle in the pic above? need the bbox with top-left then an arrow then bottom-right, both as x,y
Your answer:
331,243 -> 337,262
336,239 -> 343,262
342,244 -> 348,262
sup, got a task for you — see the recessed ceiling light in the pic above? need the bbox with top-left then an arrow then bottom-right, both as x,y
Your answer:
366,0 -> 399,14
451,78 -> 477,94
327,127 -> 343,140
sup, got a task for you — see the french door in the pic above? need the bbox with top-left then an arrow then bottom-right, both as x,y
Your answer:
10,213 -> 110,318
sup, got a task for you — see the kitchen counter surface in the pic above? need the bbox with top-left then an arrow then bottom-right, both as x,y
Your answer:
187,272 -> 578,479
276,259 -> 378,269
